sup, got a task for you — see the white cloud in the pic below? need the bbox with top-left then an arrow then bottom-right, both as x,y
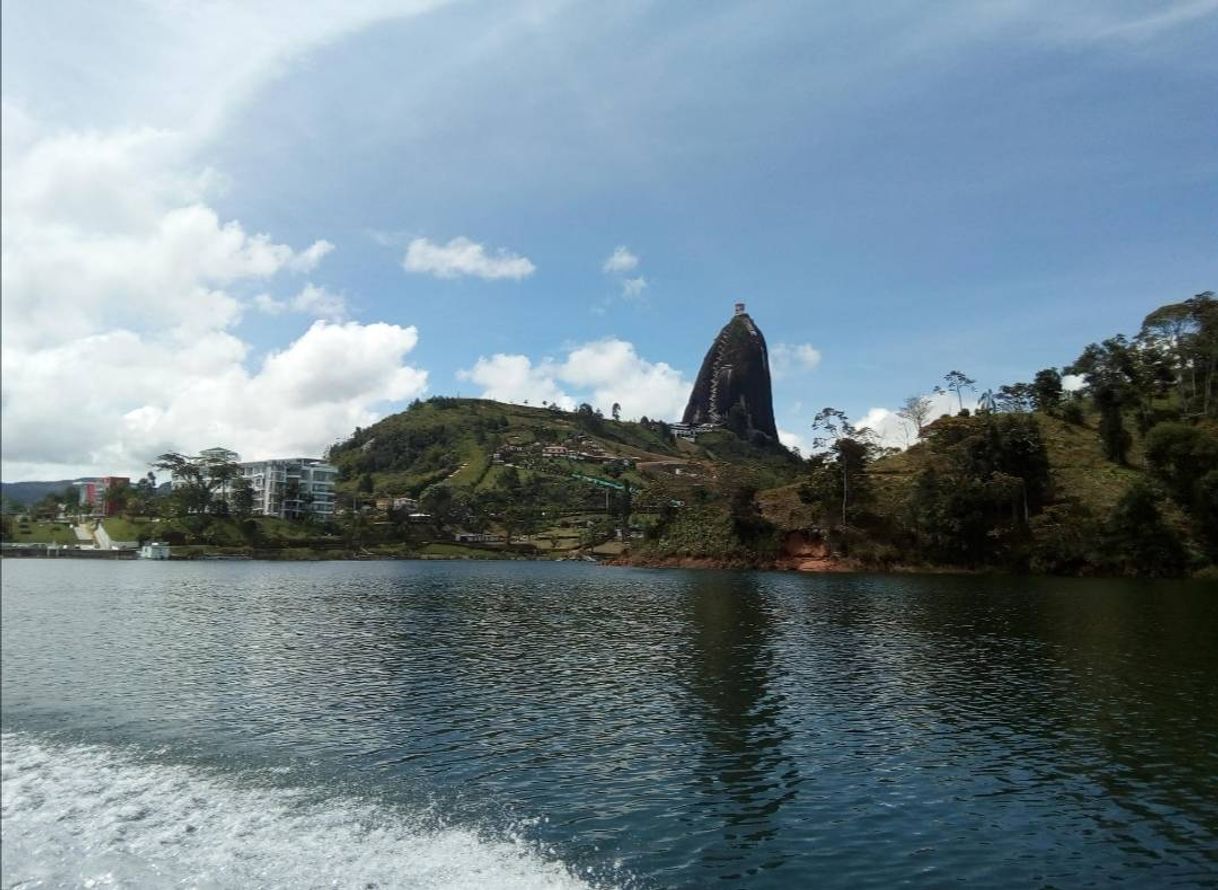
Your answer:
0,104 -> 421,481
253,293 -> 288,315
288,239 -> 335,272
0,118 -> 336,348
1,1 -> 465,481
621,276 -> 648,298
403,236 -> 535,280
457,355 -> 573,409
770,342 -> 822,377
601,245 -> 651,300
852,389 -> 978,451
602,246 -> 639,274
2,3 -> 454,140
856,408 -> 910,449
252,284 -> 348,320
458,338 -> 690,420
777,428 -> 810,455
289,283 -> 348,321
1062,373 -> 1085,392
559,339 -> 689,419
2,321 -> 427,480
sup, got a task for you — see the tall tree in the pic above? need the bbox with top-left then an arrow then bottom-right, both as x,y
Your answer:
995,383 -> 1036,413
1032,368 -> 1063,412
230,477 -> 255,519
152,450 -> 242,516
103,478 -> 131,516
132,472 -> 159,516
897,395 -> 933,438
809,407 -> 874,525
1138,292 -> 1216,414
1067,337 -> 1145,462
939,370 -> 977,412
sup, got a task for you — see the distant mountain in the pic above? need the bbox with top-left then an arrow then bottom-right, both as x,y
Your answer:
682,305 -> 779,441
0,480 -> 81,507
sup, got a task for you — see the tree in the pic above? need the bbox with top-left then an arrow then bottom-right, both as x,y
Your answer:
1032,368 -> 1063,412
1067,338 -> 1146,463
611,402 -> 622,422
153,452 -> 212,516
1196,470 -> 1218,558
103,478 -> 131,516
939,370 -> 977,412
575,402 -> 603,434
1096,385 -> 1132,464
501,504 -> 539,545
420,485 -> 460,531
1103,482 -> 1188,577
1143,421 -> 1218,506
132,472 -> 159,516
32,489 -> 68,521
152,450 -> 242,516
903,413 -> 1052,567
1139,292 -> 1217,415
995,383 -> 1036,413
897,395 -> 933,438
230,476 -> 255,519
809,407 -> 875,525
907,467 -> 993,565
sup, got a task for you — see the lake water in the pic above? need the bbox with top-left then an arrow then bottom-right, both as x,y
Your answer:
2,560 -> 1216,888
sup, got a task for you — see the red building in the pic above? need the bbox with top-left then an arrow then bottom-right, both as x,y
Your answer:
74,476 -> 130,517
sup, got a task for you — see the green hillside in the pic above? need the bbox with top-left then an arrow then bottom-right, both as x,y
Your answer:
318,385 -> 1216,577
756,402 -> 1216,577
755,293 -> 1218,578
328,397 -> 801,500
865,408 -> 1143,517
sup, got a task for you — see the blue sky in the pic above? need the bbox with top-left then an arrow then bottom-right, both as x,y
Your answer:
2,1 -> 1216,478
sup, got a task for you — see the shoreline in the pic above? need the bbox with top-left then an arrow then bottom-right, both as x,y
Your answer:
0,545 -> 965,575
4,547 -> 1211,579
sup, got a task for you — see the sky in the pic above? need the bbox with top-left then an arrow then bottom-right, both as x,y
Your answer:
2,0 -> 1216,480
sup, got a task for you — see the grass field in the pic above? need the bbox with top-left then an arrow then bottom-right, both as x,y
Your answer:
8,521 -> 79,545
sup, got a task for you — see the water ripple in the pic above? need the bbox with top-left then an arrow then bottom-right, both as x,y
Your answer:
2,560 -> 1216,888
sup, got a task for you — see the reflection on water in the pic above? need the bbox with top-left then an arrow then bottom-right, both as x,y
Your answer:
2,560 -> 1216,889
678,573 -> 796,880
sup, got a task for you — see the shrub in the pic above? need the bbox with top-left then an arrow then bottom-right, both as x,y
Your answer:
1102,482 -> 1189,577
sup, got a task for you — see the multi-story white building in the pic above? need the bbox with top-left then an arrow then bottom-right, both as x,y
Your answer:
238,458 -> 338,520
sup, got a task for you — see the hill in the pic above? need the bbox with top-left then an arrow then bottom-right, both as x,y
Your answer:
322,392 -> 1215,577
756,404 -> 1215,577
327,395 -> 802,504
1,480 -> 81,508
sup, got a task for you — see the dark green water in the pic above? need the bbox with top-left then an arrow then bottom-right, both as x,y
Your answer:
2,560 -> 1216,888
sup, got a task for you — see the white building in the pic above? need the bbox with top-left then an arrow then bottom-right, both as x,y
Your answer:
238,458 -> 338,520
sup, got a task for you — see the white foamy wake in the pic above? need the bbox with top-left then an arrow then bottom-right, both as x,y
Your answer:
1,733 -> 611,890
